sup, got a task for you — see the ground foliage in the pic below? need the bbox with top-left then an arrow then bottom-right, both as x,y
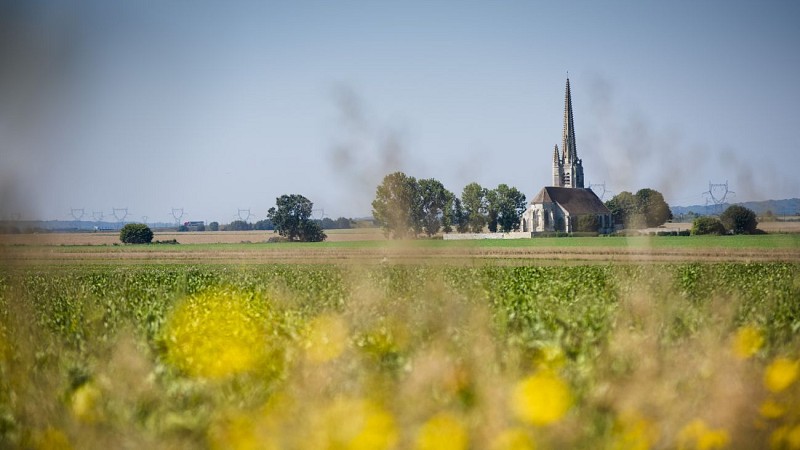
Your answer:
1,263 -> 799,449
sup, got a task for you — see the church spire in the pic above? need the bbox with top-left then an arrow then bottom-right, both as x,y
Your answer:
562,77 -> 577,165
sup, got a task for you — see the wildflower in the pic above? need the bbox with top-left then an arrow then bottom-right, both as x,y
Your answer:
611,411 -> 659,450
732,325 -> 764,359
70,382 -> 101,423
490,427 -> 535,450
677,419 -> 730,450
311,397 -> 398,450
510,371 -> 572,426
306,314 -> 348,363
208,414 -> 278,450
415,412 -> 468,450
764,358 -> 800,393
35,427 -> 72,450
533,343 -> 565,371
770,425 -> 800,450
163,289 -> 270,379
759,398 -> 786,419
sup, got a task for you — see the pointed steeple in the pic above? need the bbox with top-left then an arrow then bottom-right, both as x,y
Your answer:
562,78 -> 577,165
552,144 -> 560,164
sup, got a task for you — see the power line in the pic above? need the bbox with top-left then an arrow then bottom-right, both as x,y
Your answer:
702,181 -> 735,215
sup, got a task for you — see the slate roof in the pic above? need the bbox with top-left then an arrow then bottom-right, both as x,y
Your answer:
531,187 -> 611,215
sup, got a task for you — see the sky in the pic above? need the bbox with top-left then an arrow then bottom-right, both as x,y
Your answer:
2,0 -> 799,224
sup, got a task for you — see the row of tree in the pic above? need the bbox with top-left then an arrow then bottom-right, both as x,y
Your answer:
371,172 -> 527,238
604,189 -> 672,228
691,205 -> 758,235
196,216 -> 352,232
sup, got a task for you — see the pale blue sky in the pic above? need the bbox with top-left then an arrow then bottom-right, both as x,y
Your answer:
2,1 -> 799,223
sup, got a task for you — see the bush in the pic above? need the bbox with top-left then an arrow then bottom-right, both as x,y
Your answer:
208,221 -> 219,231
720,205 -> 758,234
691,217 -> 726,235
575,215 -> 600,232
119,223 -> 154,244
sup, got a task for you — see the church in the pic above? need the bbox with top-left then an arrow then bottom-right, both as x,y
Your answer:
521,79 -> 613,234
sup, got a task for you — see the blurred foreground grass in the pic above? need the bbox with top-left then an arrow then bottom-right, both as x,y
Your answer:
1,263 -> 799,449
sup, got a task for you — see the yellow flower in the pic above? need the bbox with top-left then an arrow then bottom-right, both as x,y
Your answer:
70,382 -> 102,423
490,428 -> 535,450
310,397 -> 398,450
35,427 -> 72,450
770,425 -> 800,450
677,419 -> 730,450
510,371 -> 572,426
764,358 -> 800,393
305,314 -> 348,363
732,326 -> 764,359
533,343 -> 565,371
208,414 -> 278,450
163,289 -> 274,379
611,411 -> 659,450
759,398 -> 786,419
415,412 -> 468,450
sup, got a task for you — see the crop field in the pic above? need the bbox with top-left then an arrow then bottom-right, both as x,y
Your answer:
1,256 -> 800,449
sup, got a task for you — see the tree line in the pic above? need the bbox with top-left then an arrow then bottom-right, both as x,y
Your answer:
371,171 -> 527,238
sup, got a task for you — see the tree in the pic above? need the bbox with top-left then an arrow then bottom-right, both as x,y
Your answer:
267,194 -> 326,242
490,184 -> 527,232
605,191 -> 637,226
635,188 -> 672,228
119,223 -> 153,244
720,205 -> 758,234
575,215 -> 600,232
605,188 -> 671,228
226,220 -> 252,231
444,196 -> 468,233
254,219 -> 274,230
485,188 -> 499,232
418,178 -> 450,237
691,217 -> 726,235
208,221 -> 219,231
372,172 -> 420,238
461,182 -> 488,233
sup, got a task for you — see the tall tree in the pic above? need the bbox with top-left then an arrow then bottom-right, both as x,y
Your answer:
461,182 -> 487,233
485,188 -> 499,232
635,188 -> 672,228
267,194 -> 326,242
372,172 -> 420,238
493,184 -> 527,232
417,178 -> 450,237
720,205 -> 758,234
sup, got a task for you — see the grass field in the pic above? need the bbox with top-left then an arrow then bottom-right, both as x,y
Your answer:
1,233 -> 799,449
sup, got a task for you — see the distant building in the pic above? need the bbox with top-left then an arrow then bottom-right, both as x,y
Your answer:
521,79 -> 612,234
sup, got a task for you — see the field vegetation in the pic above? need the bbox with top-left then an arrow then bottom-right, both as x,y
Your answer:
1,260 -> 799,449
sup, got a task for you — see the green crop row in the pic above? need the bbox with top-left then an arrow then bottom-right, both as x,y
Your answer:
1,263 -> 799,449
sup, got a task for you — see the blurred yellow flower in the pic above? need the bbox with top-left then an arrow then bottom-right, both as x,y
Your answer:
677,419 -> 730,450
533,343 -> 565,371
415,412 -> 468,450
208,414 -> 279,450
732,325 -> 764,359
510,371 -> 572,426
306,314 -> 348,363
759,398 -> 786,419
764,357 -> 799,393
70,382 -> 101,423
611,412 -> 659,450
310,397 -> 398,450
490,427 -> 535,450
35,427 -> 72,450
770,424 -> 800,450
163,289 -> 270,379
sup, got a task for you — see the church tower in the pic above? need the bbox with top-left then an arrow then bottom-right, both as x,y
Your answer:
551,78 -> 584,188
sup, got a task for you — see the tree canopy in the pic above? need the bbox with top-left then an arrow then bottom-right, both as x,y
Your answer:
461,182 -> 488,233
720,205 -> 758,234
371,172 -> 420,238
490,184 -> 527,232
267,194 -> 326,242
605,188 -> 672,228
119,223 -> 153,244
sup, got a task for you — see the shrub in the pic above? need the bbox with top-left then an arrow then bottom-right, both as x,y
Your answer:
691,217 -> 726,235
720,205 -> 758,234
575,215 -> 600,232
119,223 -> 154,244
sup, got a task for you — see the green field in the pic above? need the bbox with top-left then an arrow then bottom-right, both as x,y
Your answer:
2,261 -> 799,449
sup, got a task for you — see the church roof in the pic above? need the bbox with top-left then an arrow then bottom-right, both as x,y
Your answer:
531,187 -> 610,215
